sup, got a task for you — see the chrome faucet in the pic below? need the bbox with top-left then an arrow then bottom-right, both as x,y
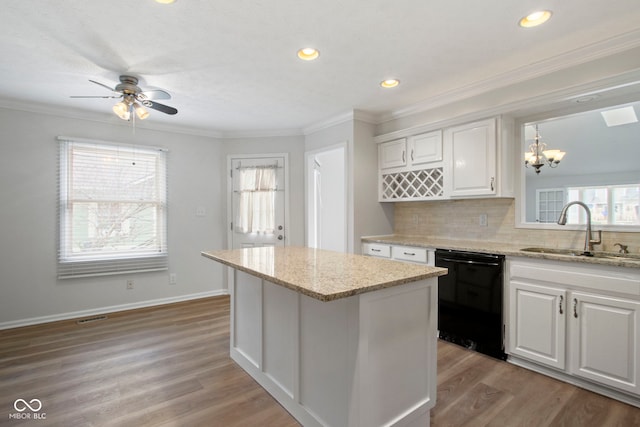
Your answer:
557,201 -> 602,255
614,243 -> 629,254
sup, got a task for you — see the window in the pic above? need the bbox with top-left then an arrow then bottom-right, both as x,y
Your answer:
235,166 -> 277,234
58,138 -> 168,278
566,184 -> 640,226
535,188 -> 564,223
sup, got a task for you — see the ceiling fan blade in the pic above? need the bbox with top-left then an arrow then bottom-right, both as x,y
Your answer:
89,79 -> 117,92
70,95 -> 121,99
140,89 -> 171,100
145,100 -> 178,115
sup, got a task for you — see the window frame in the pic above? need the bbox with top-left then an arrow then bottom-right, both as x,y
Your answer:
57,137 -> 168,279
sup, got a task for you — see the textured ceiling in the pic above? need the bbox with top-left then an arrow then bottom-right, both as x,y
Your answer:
1,0 -> 640,136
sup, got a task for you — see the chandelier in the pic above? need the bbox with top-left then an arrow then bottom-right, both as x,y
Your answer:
524,125 -> 566,174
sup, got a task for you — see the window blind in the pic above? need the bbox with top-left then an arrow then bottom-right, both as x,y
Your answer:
57,137 -> 168,279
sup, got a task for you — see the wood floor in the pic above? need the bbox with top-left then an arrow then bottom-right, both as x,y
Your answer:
1,296 -> 638,427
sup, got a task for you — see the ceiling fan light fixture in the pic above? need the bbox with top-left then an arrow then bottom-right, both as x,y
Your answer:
133,102 -> 150,120
113,101 -> 131,120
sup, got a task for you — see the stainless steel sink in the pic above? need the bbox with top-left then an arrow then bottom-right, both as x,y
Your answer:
520,247 -> 640,261
520,247 -> 583,256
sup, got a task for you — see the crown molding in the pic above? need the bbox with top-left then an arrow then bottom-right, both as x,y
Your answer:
0,97 -> 232,138
378,28 -> 640,124
303,110 -> 354,135
217,128 -> 304,139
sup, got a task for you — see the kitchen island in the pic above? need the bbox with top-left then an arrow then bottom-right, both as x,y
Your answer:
201,246 -> 447,427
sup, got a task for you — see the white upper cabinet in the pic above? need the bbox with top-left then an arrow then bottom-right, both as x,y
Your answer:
408,130 -> 442,166
378,131 -> 445,201
377,116 -> 513,202
379,138 -> 407,170
444,118 -> 497,197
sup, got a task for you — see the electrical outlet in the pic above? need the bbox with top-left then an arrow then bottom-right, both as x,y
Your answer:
169,273 -> 177,285
126,279 -> 134,290
479,213 -> 488,227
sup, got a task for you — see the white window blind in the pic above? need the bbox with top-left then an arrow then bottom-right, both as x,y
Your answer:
58,137 -> 168,278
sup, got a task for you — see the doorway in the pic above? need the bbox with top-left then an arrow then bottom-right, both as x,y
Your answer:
305,144 -> 347,252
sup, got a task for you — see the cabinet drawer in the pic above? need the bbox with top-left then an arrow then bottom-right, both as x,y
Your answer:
363,243 -> 391,258
392,246 -> 428,264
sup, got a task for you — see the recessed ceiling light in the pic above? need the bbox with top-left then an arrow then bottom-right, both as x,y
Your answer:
297,48 -> 319,61
155,0 -> 176,3
519,10 -> 552,28
601,106 -> 638,127
380,79 -> 400,88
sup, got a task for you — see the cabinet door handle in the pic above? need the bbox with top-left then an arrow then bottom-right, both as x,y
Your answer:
402,150 -> 406,163
490,177 -> 495,191
403,252 -> 416,256
559,295 -> 564,315
411,149 -> 414,161
371,248 -> 381,252
573,298 -> 578,318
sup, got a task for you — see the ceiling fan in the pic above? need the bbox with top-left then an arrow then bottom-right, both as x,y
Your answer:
71,75 -> 178,121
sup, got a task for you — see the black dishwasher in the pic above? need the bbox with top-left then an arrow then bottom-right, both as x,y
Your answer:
435,249 -> 506,360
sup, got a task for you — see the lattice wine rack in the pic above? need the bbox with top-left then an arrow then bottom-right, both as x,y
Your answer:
381,167 -> 444,200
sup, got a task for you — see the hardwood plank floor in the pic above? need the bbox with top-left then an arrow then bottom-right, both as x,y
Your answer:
1,296 -> 638,426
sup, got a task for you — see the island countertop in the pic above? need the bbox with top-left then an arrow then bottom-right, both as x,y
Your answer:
201,246 -> 447,302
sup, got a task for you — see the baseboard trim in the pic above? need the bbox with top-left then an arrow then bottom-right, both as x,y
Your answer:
508,355 -> 640,409
0,290 -> 230,330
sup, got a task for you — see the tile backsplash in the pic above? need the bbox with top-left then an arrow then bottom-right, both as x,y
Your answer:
394,198 -> 640,253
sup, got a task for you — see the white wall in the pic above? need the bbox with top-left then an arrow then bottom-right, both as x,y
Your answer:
0,108 -> 227,327
353,119 -> 394,251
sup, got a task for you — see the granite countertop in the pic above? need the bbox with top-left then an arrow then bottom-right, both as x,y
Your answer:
362,235 -> 640,269
202,246 -> 447,302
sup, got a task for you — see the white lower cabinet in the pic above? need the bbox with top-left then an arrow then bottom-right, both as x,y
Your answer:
362,242 -> 434,266
570,291 -> 640,394
508,258 -> 640,400
509,282 -> 566,370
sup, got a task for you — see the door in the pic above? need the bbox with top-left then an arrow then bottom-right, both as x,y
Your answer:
229,155 -> 287,249
305,144 -> 347,252
570,291 -> 640,394
509,281 -> 566,370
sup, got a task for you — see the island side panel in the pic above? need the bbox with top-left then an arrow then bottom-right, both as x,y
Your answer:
263,280 -> 298,398
229,267 -> 439,427
299,295 -> 354,427
233,270 -> 262,368
357,279 -> 437,427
